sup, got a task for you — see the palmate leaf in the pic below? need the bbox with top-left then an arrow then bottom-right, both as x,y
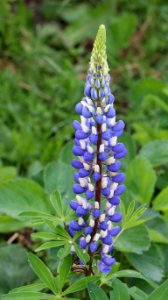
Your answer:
28,253 -> 56,294
87,283 -> 109,300
120,200 -> 150,230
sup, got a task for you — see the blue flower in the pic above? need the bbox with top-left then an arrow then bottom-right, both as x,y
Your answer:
68,24 -> 127,274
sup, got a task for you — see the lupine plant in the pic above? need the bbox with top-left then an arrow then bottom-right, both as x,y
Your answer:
69,24 -> 126,275
2,24 -> 168,300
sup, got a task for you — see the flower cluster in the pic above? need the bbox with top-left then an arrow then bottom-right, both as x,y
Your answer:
68,25 -> 127,274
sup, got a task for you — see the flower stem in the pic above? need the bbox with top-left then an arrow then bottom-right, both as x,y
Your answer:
87,122 -> 102,275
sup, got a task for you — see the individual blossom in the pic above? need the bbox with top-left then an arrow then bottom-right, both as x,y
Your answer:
69,24 -> 127,274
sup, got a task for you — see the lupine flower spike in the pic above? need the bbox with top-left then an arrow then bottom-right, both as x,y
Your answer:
69,24 -> 127,274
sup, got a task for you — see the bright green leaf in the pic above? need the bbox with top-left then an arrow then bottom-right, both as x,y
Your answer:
28,253 -> 56,293
74,243 -> 90,264
62,276 -> 99,295
139,140 -> 168,167
153,187 -> 168,212
35,240 -> 67,252
126,158 -> 156,205
0,179 -> 50,218
50,191 -> 64,217
0,167 -> 16,187
56,255 -> 72,291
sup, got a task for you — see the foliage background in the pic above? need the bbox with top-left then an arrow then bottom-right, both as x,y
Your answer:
0,0 -> 168,299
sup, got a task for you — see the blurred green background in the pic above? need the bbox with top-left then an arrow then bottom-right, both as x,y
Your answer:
0,0 -> 168,296
1,0 -> 168,175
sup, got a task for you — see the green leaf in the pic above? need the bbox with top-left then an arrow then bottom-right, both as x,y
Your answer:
125,245 -> 164,282
109,13 -> 137,55
1,292 -> 56,300
87,282 -> 109,300
35,240 -> 67,252
50,191 -> 64,217
57,244 -> 71,259
130,78 -> 166,104
121,200 -> 149,230
126,158 -> 156,204
59,140 -> 74,165
146,278 -> 168,300
110,270 -> 156,288
54,225 -> 71,239
118,132 -> 136,168
32,231 -> 61,241
44,161 -> 74,208
0,244 -> 34,294
129,286 -> 148,300
153,187 -> 168,212
0,179 -> 50,218
115,224 -> 150,254
0,215 -> 27,233
62,276 -> 99,295
74,243 -> 90,264
0,167 -> 16,186
28,253 -> 56,293
56,255 -> 72,291
139,140 -> 168,167
146,216 -> 168,244
11,282 -> 46,293
110,278 -> 130,300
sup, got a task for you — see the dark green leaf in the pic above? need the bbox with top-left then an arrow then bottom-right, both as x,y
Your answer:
87,282 -> 109,300
146,278 -> 168,300
0,244 -> 34,294
125,245 -> 164,282
111,270 -> 156,288
110,278 -> 130,300
115,224 -> 150,254
129,286 -> 148,300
